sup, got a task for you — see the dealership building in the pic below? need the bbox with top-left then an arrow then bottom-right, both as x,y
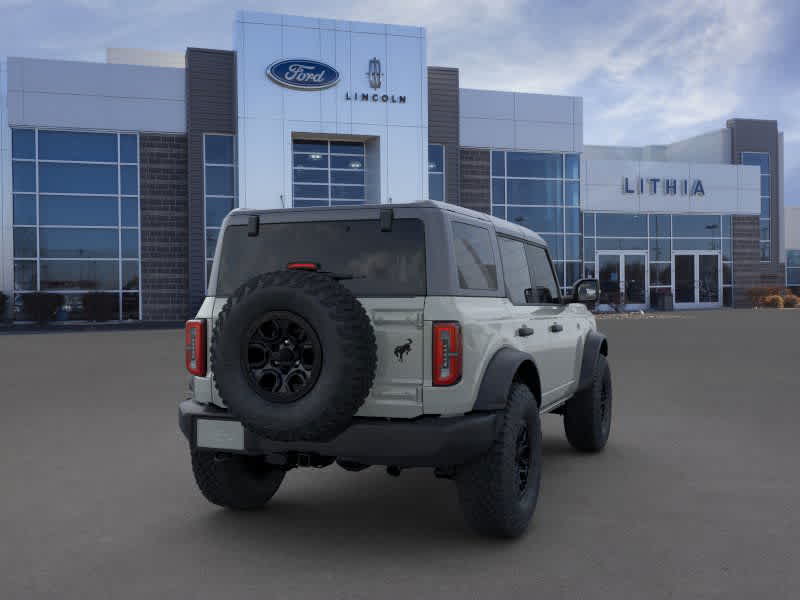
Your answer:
0,11 -> 794,321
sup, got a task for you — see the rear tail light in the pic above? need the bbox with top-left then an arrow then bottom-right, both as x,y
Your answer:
185,320 -> 207,376
433,321 -> 462,386
287,262 -> 319,271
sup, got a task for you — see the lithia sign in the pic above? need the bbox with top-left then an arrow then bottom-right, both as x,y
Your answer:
267,57 -> 406,104
623,177 -> 705,196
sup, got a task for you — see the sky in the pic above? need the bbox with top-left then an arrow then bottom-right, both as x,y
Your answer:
1,0 -> 798,205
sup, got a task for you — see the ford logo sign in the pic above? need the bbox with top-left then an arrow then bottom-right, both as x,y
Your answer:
266,59 -> 340,90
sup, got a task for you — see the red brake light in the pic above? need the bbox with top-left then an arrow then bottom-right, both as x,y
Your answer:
185,320 -> 206,376
287,262 -> 319,271
433,321 -> 462,386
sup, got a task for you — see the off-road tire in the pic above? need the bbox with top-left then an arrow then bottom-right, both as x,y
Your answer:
211,270 -> 377,442
563,354 -> 612,452
191,450 -> 285,510
456,382 -> 542,538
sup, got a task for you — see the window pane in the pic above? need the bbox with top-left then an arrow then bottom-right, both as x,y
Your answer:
332,170 -> 365,185
12,161 -> 35,192
122,261 -> 139,290
492,179 -> 505,205
39,163 -> 118,194
205,166 -> 235,195
565,154 -> 579,179
293,153 -> 329,168
760,175 -> 770,196
595,213 -> 647,237
723,287 -> 732,307
122,293 -> 140,320
583,212 -> 595,236
721,215 -> 732,237
507,180 -> 562,205
331,200 -> 363,206
565,181 -> 579,206
525,244 -> 560,303
12,129 -> 35,159
491,151 -> 505,177
14,261 -> 37,290
565,207 -> 580,233
787,268 -> 800,285
294,199 -> 328,208
120,134 -> 138,163
121,229 -> 139,258
741,152 -> 769,174
583,237 -> 595,262
673,238 -> 721,251
761,197 -> 770,218
565,262 -> 582,287
293,168 -> 328,184
429,173 -> 444,201
507,152 -> 562,178
40,260 -> 119,290
540,234 -> 564,261
596,238 -> 647,251
507,206 -> 563,233
759,219 -> 770,241
584,262 -> 595,279
205,135 -> 234,164
649,238 -> 671,261
760,242 -> 770,261
40,228 -> 118,258
206,197 -> 234,227
331,185 -> 364,200
40,195 -> 118,226
565,234 -> 580,260
330,141 -> 364,155
293,140 -> 328,154
498,237 -> 532,304
121,165 -> 138,195
723,263 -> 732,285
650,263 -> 671,286
452,222 -> 498,290
13,194 -> 36,225
38,130 -> 117,162
121,198 -> 139,227
206,229 -> 219,258
491,205 -> 506,220
13,227 -> 37,258
331,155 -> 363,170
787,251 -> 800,268
428,144 -> 444,172
649,214 -> 671,237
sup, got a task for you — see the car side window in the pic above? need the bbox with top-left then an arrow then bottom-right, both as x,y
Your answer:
498,236 -> 533,305
452,222 -> 498,290
525,244 -> 561,304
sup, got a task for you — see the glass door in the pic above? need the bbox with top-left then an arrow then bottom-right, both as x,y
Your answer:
597,252 -> 648,310
672,252 -> 721,309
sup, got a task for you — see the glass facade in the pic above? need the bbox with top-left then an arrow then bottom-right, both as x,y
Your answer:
204,134 -> 237,285
787,250 -> 800,288
291,140 -> 366,209
742,152 -> 770,261
11,128 -> 141,320
428,144 -> 444,201
491,150 -> 580,292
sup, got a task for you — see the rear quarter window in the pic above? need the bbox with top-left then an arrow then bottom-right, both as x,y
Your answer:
452,222 -> 498,291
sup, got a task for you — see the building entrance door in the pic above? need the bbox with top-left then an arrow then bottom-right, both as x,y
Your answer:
596,252 -> 648,311
672,252 -> 722,309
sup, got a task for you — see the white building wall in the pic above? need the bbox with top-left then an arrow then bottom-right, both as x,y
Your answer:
7,57 -> 185,132
106,48 -> 186,69
459,88 -> 582,152
586,129 -> 731,165
582,157 -> 761,215
785,206 -> 800,250
235,12 -> 429,209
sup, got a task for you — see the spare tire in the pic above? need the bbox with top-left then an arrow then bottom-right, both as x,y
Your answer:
211,270 -> 377,442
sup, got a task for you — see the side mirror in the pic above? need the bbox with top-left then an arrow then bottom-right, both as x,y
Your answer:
572,279 -> 599,306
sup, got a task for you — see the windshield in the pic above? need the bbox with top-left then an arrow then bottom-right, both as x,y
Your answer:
215,218 -> 427,297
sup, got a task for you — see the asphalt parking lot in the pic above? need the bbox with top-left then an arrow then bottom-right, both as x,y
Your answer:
1,309 -> 799,599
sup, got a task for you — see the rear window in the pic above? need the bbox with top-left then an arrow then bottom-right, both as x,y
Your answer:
452,222 -> 498,290
215,219 -> 426,297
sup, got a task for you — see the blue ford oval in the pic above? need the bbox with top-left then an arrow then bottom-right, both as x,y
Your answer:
267,59 -> 340,90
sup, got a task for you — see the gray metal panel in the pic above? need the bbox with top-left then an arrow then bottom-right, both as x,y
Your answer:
459,148 -> 490,214
427,67 -> 460,205
186,48 -> 237,314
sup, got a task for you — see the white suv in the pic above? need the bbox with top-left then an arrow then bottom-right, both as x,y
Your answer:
180,200 -> 611,538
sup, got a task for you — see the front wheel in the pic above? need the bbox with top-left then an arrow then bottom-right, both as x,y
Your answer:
455,382 -> 542,538
191,450 -> 285,510
563,354 -> 612,452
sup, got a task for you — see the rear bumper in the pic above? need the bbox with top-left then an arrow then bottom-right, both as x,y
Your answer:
179,400 -> 498,467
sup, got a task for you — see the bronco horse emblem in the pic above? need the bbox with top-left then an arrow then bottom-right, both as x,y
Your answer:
394,338 -> 413,362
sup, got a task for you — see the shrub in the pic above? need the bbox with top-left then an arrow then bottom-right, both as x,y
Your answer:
762,295 -> 784,309
21,293 -> 64,324
782,294 -> 799,308
82,292 -> 118,322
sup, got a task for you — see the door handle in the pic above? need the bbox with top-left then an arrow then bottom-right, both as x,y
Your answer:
549,323 -> 563,333
517,326 -> 534,337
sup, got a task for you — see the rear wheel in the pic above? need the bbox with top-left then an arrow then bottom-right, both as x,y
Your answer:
563,354 -> 612,452
191,450 -> 285,510
456,383 -> 542,538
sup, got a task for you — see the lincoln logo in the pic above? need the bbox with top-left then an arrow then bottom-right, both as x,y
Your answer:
367,57 -> 382,89
266,59 -> 341,90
